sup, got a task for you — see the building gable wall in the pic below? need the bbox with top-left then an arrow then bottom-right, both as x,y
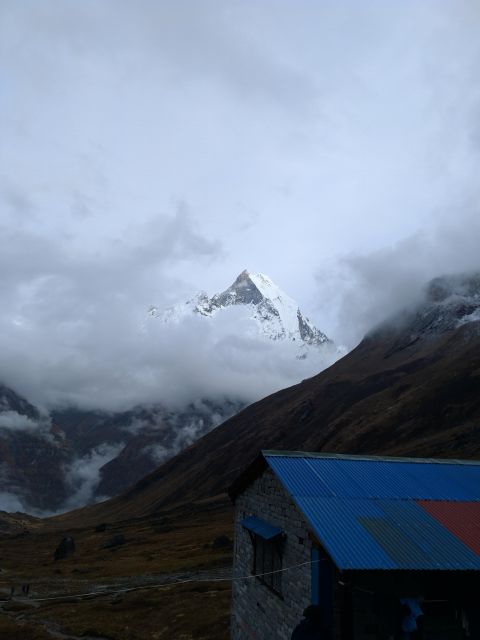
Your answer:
231,468 -> 313,640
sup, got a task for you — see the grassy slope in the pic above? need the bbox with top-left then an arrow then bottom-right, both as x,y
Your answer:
0,502 -> 232,639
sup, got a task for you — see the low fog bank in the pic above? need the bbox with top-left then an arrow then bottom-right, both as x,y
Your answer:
0,302 -> 338,415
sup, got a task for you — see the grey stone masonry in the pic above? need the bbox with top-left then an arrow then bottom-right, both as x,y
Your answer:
231,468 -> 313,640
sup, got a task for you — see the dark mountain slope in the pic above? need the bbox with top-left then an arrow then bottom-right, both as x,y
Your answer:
0,385 -> 70,512
56,274 -> 480,524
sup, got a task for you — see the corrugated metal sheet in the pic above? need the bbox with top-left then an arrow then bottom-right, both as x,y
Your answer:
241,516 -> 282,540
295,496 -> 397,570
266,454 -> 480,501
418,501 -> 480,556
263,453 -> 480,571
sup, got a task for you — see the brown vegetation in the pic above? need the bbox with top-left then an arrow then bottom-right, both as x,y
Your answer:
0,502 -> 232,639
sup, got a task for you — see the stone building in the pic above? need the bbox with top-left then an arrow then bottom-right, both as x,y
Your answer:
228,451 -> 480,640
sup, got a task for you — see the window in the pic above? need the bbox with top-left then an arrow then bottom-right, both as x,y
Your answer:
240,515 -> 284,596
252,533 -> 283,595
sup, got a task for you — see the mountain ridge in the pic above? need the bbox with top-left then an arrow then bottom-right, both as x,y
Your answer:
149,269 -> 336,357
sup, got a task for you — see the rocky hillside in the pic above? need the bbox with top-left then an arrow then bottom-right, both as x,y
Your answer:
0,393 -> 242,513
0,385 -> 70,512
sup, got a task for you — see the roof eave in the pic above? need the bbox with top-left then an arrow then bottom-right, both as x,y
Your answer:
262,449 -> 480,466
227,452 -> 268,503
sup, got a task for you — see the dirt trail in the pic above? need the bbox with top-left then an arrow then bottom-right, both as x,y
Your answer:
0,599 -> 107,640
0,564 -> 232,603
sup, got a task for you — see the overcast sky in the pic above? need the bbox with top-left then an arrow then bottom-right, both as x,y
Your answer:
1,0 -> 480,409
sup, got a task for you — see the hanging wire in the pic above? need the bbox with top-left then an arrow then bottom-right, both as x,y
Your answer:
0,558 -> 324,604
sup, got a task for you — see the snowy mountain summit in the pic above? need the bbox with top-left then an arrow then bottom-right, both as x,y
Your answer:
150,270 -> 336,356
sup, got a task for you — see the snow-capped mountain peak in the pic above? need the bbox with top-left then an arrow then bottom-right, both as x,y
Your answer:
150,270 -> 333,352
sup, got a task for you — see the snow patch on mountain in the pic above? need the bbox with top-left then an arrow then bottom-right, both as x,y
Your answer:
149,270 -> 339,359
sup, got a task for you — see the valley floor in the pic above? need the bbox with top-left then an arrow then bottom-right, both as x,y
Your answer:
0,500 -> 233,640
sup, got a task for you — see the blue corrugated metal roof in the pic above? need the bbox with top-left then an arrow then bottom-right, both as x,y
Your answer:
241,515 -> 282,540
262,452 -> 480,570
265,454 -> 480,501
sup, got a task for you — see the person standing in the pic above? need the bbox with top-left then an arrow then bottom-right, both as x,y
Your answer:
399,596 -> 424,639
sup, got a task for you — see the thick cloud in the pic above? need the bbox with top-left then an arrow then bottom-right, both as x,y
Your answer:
0,201 -> 336,411
0,208 -> 226,410
0,412 -> 42,432
1,1 -> 480,411
316,212 -> 480,347
0,245 -> 339,410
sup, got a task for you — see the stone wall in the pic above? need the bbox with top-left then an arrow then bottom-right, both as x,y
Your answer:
231,468 -> 313,640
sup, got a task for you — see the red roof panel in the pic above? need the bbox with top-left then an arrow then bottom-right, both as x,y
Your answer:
417,500 -> 480,556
